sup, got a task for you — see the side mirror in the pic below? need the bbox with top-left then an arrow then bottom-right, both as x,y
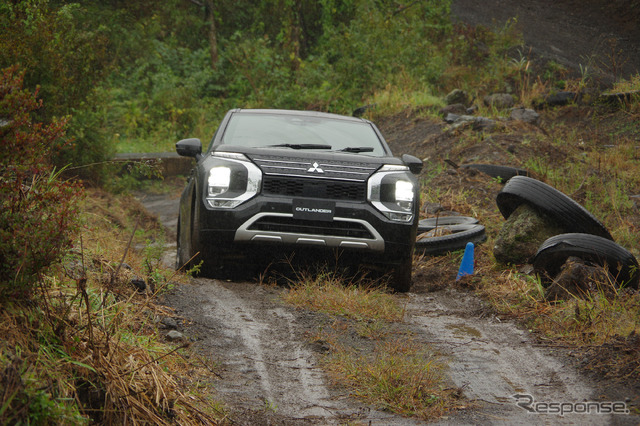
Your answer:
402,154 -> 423,175
176,138 -> 203,160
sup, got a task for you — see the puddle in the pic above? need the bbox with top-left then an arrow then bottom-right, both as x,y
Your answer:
446,322 -> 482,339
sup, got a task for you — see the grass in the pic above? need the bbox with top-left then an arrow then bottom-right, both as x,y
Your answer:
0,188 -> 224,425
282,270 -> 461,419
322,337 -> 456,420
283,271 -> 404,322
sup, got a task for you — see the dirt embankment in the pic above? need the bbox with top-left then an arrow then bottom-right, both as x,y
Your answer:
451,0 -> 640,83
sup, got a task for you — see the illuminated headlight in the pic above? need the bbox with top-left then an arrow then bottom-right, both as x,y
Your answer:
368,168 -> 416,222
208,167 -> 231,196
395,181 -> 414,211
205,154 -> 262,209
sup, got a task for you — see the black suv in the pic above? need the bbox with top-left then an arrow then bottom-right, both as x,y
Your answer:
176,109 -> 422,291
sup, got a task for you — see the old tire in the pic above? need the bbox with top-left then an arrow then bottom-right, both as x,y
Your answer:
416,224 -> 486,256
533,233 -> 639,289
418,216 -> 479,233
461,164 -> 529,182
496,176 -> 613,240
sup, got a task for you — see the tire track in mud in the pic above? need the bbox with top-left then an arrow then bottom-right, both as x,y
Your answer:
165,279 -> 423,425
404,290 -> 628,425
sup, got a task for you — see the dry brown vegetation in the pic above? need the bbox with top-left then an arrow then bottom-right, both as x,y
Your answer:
0,189 -> 223,424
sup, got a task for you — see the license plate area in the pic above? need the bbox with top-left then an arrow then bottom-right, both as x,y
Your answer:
292,199 -> 335,222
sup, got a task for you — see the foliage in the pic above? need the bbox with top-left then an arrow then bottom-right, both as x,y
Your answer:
0,1 -> 116,171
0,66 -> 82,300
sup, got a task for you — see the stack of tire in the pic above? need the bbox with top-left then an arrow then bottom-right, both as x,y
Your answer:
414,164 -> 526,256
496,176 -> 639,289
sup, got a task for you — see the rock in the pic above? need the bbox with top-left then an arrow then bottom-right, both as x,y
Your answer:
472,116 -> 497,132
423,201 -> 445,215
466,105 -> 478,114
493,203 -> 565,265
166,330 -> 184,341
445,89 -> 470,106
544,257 -> 615,301
449,115 -> 476,130
510,107 -> 540,125
598,90 -> 640,106
440,103 -> 467,117
444,113 -> 461,124
160,317 -> 178,330
130,278 -> 146,292
543,91 -> 577,107
483,93 -> 515,109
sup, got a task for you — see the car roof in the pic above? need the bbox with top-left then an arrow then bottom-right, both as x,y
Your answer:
232,108 -> 370,124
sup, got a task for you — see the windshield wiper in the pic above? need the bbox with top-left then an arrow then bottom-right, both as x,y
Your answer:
267,143 -> 332,150
339,146 -> 374,153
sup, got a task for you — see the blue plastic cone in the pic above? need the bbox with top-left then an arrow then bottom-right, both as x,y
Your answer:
456,242 -> 475,281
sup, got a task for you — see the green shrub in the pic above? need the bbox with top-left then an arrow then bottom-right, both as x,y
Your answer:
0,66 -> 82,300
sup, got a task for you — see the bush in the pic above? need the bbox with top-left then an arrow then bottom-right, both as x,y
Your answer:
0,66 -> 82,300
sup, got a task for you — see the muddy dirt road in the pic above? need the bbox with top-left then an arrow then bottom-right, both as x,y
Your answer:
137,189 -> 633,425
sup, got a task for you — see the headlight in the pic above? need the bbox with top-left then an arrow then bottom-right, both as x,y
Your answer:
368,168 -> 416,222
205,154 -> 262,208
208,167 -> 231,196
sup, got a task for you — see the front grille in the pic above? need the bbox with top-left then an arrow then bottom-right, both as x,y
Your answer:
248,153 -> 380,181
248,216 -> 373,239
262,176 -> 367,201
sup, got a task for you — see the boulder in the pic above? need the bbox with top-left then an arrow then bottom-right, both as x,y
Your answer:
444,89 -> 470,106
544,257 -> 615,301
493,203 -> 565,265
542,91 -> 576,107
440,103 -> 467,116
472,116 -> 498,132
510,107 -> 540,125
483,93 -> 515,109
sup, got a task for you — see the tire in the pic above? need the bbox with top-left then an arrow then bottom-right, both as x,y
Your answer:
388,252 -> 413,292
415,224 -> 486,256
461,164 -> 529,183
533,233 -> 639,289
418,216 -> 479,233
496,176 -> 613,240
175,219 -> 183,270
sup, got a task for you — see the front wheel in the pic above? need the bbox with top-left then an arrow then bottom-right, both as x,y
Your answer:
176,213 -> 200,273
389,253 -> 413,292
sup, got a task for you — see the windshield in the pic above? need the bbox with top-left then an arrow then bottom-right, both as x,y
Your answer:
220,113 -> 386,156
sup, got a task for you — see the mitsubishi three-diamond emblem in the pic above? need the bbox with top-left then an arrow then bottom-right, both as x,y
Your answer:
307,161 -> 324,173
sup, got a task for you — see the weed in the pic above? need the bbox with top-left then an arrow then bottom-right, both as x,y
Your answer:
283,271 -> 403,322
322,338 -> 454,420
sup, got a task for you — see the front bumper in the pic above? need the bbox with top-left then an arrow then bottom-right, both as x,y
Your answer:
197,195 -> 416,261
